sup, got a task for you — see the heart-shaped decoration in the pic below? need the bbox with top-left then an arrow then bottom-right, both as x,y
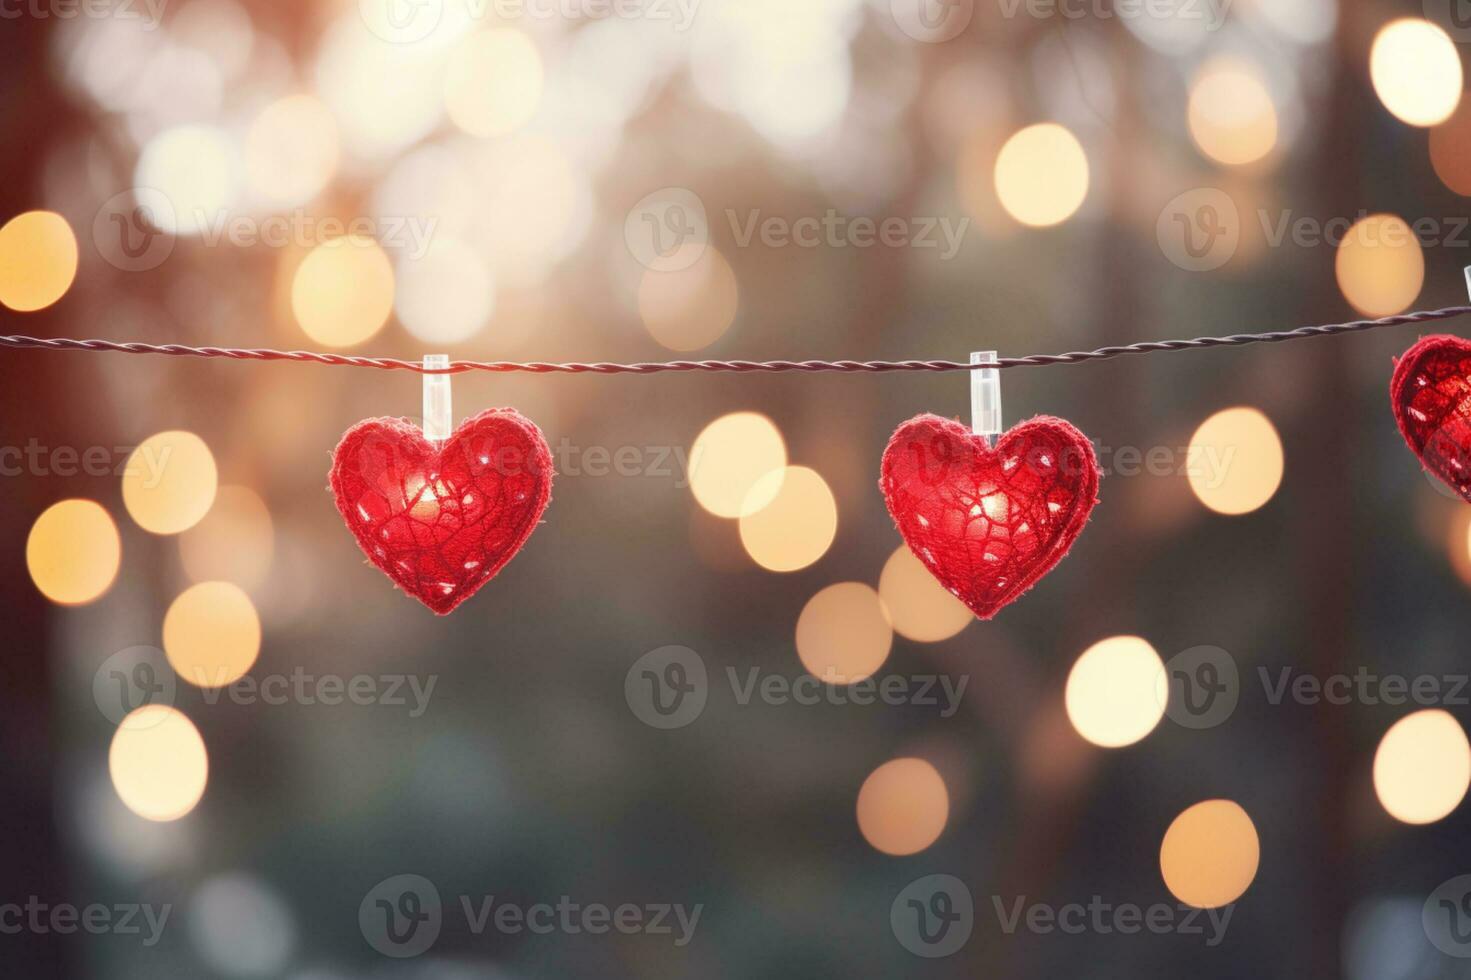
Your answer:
880,413 -> 1099,620
328,408 -> 553,615
1391,334 -> 1471,502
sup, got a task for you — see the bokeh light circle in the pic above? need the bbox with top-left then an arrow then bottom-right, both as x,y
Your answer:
1159,800 -> 1261,908
739,466 -> 838,572
27,499 -> 121,605
1334,213 -> 1424,317
1370,19 -> 1462,127
1374,709 -> 1471,824
122,431 -> 219,535
164,582 -> 262,689
291,235 -> 395,347
795,582 -> 893,684
109,705 -> 208,822
1187,60 -> 1279,166
688,412 -> 787,518
0,210 -> 78,312
1065,635 -> 1167,748
1187,407 -> 1284,516
993,123 -> 1089,227
856,758 -> 950,856
878,545 -> 973,642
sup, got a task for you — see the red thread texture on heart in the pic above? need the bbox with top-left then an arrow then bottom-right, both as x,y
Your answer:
1392,334 -> 1471,502
880,413 -> 1099,620
329,408 -> 553,614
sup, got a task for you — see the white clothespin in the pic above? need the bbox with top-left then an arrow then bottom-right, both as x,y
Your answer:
1463,265 -> 1471,299
971,350 -> 1002,446
423,354 -> 451,444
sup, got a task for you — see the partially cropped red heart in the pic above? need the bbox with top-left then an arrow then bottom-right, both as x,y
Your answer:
329,409 -> 553,615
1391,334 -> 1471,503
880,414 -> 1099,620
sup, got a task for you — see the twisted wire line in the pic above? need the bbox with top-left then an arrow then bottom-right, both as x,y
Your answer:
1,306 -> 1467,375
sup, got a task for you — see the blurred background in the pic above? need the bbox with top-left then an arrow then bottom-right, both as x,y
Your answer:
6,0 -> 1471,975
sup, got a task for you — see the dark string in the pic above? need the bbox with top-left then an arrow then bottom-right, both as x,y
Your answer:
1,305 -> 1467,375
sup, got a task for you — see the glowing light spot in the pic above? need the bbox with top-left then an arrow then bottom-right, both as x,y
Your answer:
688,412 -> 787,518
1373,709 -> 1471,825
122,431 -> 218,535
739,466 -> 838,573
395,237 -> 495,344
993,123 -> 1089,228
244,94 -> 340,207
1187,407 -> 1284,516
1065,635 -> 1166,748
135,125 -> 239,236
856,758 -> 949,856
109,705 -> 208,822
878,545 -> 972,642
795,582 -> 893,684
178,485 -> 274,591
26,500 -> 120,605
444,29 -> 543,138
163,582 -> 261,689
1160,800 -> 1261,908
638,245 -> 739,352
1370,19 -> 1462,127
291,235 -> 395,347
1187,59 -> 1279,167
1335,213 -> 1425,317
0,210 -> 78,312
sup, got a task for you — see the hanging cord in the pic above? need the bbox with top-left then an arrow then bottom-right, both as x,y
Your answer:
1,306 -> 1467,375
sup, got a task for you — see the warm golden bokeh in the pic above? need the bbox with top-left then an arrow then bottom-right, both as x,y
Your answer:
291,235 -> 395,347
395,237 -> 495,344
739,465 -> 838,572
795,582 -> 893,684
1370,19 -> 1462,127
1430,100 -> 1471,196
135,125 -> 239,236
178,485 -> 275,590
1159,800 -> 1261,908
1187,59 -> 1279,167
0,210 -> 78,312
1187,407 -> 1284,516
26,499 -> 121,605
245,94 -> 341,207
856,757 -> 949,856
122,430 -> 219,535
1334,213 -> 1425,316
1373,709 -> 1471,824
163,581 -> 262,688
638,245 -> 740,352
688,412 -> 787,518
109,705 -> 209,822
993,123 -> 1089,227
445,29 -> 544,138
877,545 -> 973,643
1065,635 -> 1166,748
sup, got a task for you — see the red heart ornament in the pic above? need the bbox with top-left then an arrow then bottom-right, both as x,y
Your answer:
328,409 -> 553,615
1391,334 -> 1471,502
880,413 -> 1099,620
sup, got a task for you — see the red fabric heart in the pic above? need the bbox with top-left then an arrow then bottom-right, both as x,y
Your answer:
329,409 -> 553,615
1391,334 -> 1471,502
880,413 -> 1099,620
